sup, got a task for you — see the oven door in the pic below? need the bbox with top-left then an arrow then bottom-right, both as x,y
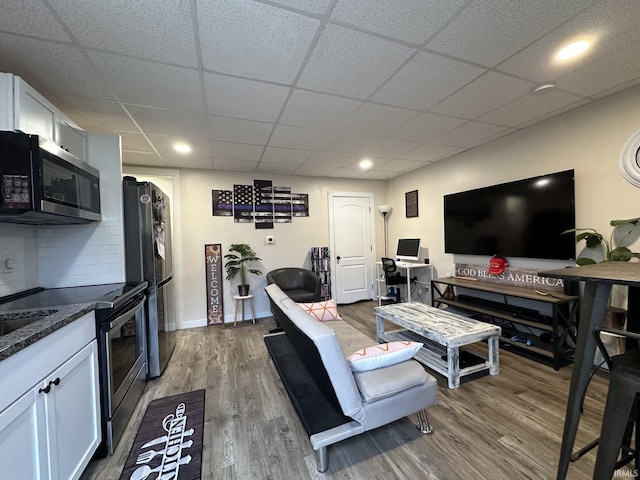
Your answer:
101,294 -> 146,419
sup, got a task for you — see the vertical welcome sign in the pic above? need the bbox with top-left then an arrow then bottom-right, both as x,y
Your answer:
205,244 -> 224,325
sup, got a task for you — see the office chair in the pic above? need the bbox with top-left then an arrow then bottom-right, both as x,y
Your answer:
592,327 -> 640,478
381,257 -> 408,303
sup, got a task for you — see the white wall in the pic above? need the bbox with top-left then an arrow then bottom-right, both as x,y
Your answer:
385,84 -> 640,285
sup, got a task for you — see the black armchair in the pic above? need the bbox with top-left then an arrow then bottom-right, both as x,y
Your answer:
266,268 -> 322,303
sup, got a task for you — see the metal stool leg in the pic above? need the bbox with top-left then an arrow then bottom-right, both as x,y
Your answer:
416,409 -> 433,434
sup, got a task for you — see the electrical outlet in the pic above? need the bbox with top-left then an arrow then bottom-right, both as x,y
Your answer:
1,255 -> 16,274
265,235 -> 275,245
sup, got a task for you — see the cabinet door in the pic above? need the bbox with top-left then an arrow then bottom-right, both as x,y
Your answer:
58,116 -> 87,161
45,340 -> 101,480
0,388 -> 48,480
14,77 -> 58,141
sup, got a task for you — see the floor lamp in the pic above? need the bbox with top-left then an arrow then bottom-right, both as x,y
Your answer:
378,205 -> 392,257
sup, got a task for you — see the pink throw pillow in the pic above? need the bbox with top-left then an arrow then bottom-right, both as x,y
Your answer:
297,299 -> 342,322
347,341 -> 422,372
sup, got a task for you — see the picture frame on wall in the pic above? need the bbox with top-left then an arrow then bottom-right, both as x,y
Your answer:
405,190 -> 418,218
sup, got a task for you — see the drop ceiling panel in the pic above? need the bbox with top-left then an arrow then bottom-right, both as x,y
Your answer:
303,152 -> 352,168
197,0 -> 320,83
280,90 -> 362,130
146,135 -> 212,156
268,125 -> 332,150
46,94 -> 138,132
204,73 -> 290,123
296,24 -> 415,99
293,164 -> 335,176
337,103 -> 419,137
431,72 -> 534,119
330,0 -> 465,45
119,132 -> 154,153
372,51 -> 486,110
163,154 -> 214,170
126,105 -> 209,138
363,138 -> 422,158
269,0 -> 332,15
256,163 -> 299,175
399,143 -> 462,162
1,1 -> 70,41
209,116 -> 274,145
122,151 -> 163,167
212,141 -> 263,161
213,158 -> 258,172
479,90 -> 586,127
425,0 -> 596,67
89,52 -> 204,112
319,132 -> 380,155
389,112 -> 467,142
261,146 -> 311,164
374,158 -> 426,172
49,0 -> 198,67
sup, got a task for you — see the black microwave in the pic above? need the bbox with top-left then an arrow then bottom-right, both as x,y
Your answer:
0,131 -> 101,224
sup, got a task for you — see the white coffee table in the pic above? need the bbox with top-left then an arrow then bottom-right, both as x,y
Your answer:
374,302 -> 501,388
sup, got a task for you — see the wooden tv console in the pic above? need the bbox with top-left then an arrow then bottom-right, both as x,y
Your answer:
431,277 -> 580,369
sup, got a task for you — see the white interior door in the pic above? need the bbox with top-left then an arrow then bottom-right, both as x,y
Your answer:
329,192 -> 375,304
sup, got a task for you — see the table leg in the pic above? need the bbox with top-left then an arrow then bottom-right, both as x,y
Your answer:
234,298 -> 239,327
488,335 -> 499,375
250,298 -> 256,324
376,314 -> 384,343
407,274 -> 412,302
556,280 -> 611,480
447,345 -> 460,389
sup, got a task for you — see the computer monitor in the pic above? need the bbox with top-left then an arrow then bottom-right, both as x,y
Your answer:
396,238 -> 420,262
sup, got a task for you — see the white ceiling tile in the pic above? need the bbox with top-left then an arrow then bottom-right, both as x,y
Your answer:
326,168 -> 363,178
119,132 -> 154,153
479,90 -> 586,127
0,1 -> 70,42
341,156 -> 390,169
197,0 -> 320,83
89,52 -> 204,112
204,73 -> 290,123
377,158 -> 427,172
212,141 -> 263,161
358,170 -> 397,180
126,105 -> 209,138
331,0 -> 465,45
46,94 -> 138,132
213,158 -> 258,172
280,90 -> 362,129
497,0 -> 640,84
163,155 -> 214,169
256,163 -> 299,175
399,143 -> 462,161
425,0 -> 596,67
555,40 -> 640,97
0,34 -> 113,99
319,132 -> 380,155
435,121 -> 509,148
146,135 -> 212,156
372,51 -> 486,109
293,164 -> 334,176
261,147 -> 311,164
269,0 -> 332,15
296,24 -> 415,99
431,72 -> 534,119
49,0 -> 198,67
122,151 -> 163,166
303,152 -> 352,168
337,103 -> 419,136
389,112 -> 467,142
363,138 -> 421,158
269,125 -> 332,150
209,116 -> 274,145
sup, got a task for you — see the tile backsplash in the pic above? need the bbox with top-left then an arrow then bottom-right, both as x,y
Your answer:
0,224 -> 38,297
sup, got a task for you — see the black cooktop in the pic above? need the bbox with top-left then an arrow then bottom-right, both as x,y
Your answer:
0,282 -> 147,311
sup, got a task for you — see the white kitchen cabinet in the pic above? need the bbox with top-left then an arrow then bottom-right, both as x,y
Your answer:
0,313 -> 101,480
58,113 -> 88,162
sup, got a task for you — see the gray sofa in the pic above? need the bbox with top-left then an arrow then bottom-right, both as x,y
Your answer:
264,283 -> 438,472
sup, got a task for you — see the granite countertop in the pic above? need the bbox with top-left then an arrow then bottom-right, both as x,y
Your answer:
0,303 -> 99,361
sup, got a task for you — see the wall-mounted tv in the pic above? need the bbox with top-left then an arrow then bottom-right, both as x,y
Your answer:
443,170 -> 576,260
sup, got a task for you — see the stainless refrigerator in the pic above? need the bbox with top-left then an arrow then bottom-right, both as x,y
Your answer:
123,176 -> 176,378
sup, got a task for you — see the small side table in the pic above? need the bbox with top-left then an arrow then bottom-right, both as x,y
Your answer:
233,294 -> 256,327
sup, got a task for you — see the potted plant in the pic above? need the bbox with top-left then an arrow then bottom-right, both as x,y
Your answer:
563,217 -> 640,327
224,243 -> 263,296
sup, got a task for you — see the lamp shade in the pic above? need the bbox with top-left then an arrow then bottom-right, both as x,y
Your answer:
377,204 -> 392,214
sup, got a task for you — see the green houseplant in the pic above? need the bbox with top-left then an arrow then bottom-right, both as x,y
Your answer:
564,217 -> 640,328
224,243 -> 263,296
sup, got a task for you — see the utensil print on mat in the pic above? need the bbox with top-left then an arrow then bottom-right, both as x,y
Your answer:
129,455 -> 191,480
140,428 -> 194,449
136,439 -> 193,465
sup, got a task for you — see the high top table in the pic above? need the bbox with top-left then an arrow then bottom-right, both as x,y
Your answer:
538,263 -> 640,480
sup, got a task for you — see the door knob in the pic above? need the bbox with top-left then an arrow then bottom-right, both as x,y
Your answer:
336,256 -> 341,263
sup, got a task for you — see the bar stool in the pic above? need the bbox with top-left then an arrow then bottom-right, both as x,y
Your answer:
233,294 -> 256,327
592,327 -> 640,479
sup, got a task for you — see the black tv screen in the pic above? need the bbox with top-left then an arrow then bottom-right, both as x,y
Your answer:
443,170 -> 576,260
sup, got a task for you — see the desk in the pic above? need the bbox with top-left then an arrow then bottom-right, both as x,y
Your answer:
376,262 -> 433,304
538,263 -> 640,480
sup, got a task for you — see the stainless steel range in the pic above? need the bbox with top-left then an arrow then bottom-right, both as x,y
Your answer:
0,281 -> 148,455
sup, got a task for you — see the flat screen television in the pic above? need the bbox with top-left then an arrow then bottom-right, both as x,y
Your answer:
396,238 -> 421,261
443,170 -> 576,260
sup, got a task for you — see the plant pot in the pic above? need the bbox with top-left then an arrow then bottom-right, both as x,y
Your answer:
603,307 -> 627,329
238,284 -> 250,296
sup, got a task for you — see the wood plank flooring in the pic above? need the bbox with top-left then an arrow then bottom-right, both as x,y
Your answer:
81,300 -> 618,479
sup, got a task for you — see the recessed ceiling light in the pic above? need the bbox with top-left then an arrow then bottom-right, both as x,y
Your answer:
173,142 -> 191,154
555,40 -> 591,61
533,83 -> 555,94
359,158 -> 372,169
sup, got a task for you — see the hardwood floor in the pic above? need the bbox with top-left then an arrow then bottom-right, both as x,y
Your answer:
82,300 -> 616,479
